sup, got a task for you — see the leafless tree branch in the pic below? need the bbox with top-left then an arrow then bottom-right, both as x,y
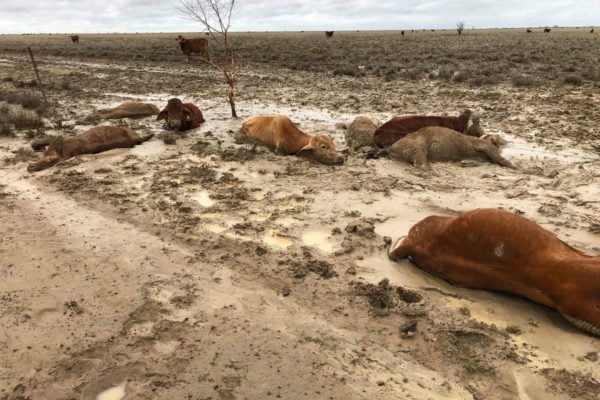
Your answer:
178,0 -> 240,118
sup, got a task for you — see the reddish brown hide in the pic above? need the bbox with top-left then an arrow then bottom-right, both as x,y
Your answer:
157,98 -> 205,131
175,35 -> 210,63
239,115 -> 344,165
388,208 -> 600,336
374,109 -> 481,148
70,35 -> 79,43
28,126 -> 153,172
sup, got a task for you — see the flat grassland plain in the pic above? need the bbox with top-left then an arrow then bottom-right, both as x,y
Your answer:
0,29 -> 599,399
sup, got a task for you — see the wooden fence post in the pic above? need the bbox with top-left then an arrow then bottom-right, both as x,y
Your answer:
27,46 -> 48,105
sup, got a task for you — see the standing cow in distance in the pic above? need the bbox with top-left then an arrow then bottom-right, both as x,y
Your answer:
526,28 -> 532,33
176,35 -> 210,64
591,28 -> 595,34
325,31 -> 334,38
70,35 -> 79,44
544,28 -> 551,33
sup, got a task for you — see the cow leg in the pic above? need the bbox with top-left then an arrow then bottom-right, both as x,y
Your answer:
479,147 -> 516,169
413,146 -> 431,170
388,236 -> 413,260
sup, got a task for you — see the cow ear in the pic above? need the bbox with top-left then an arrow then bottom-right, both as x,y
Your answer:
157,109 -> 167,121
183,108 -> 192,121
298,138 -> 316,153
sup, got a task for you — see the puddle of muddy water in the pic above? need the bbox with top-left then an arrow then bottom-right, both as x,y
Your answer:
96,383 -> 126,400
154,340 -> 180,355
203,223 -> 227,234
129,140 -> 166,158
501,133 -> 593,163
300,230 -> 336,253
262,229 -> 294,249
192,190 -> 214,207
128,322 -> 154,337
356,253 -> 442,288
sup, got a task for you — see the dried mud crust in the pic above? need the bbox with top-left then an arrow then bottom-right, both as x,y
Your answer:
0,45 -> 599,400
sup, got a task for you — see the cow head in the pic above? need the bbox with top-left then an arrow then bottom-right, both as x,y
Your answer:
157,98 -> 189,131
27,136 -> 65,172
297,133 -> 344,165
175,35 -> 187,46
482,134 -> 508,148
465,114 -> 484,137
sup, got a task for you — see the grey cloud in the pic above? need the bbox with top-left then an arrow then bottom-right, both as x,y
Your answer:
0,0 -> 598,33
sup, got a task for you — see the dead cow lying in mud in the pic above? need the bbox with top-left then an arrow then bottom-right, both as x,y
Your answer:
388,208 -> 600,336
157,98 -> 205,131
374,109 -> 483,148
79,101 -> 159,124
239,115 -> 345,165
28,126 -> 153,172
387,126 -> 515,170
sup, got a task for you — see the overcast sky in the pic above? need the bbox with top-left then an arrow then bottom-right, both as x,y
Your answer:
0,0 -> 597,34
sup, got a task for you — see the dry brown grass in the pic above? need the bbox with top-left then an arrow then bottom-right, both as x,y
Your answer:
0,28 -> 599,87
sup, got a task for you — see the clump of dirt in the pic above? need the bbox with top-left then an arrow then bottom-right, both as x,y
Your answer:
220,146 -> 257,162
435,329 -> 496,374
542,368 -> 600,400
190,139 -> 213,156
344,219 -> 376,238
159,133 -> 176,145
351,278 -> 424,316
289,251 -> 338,279
187,163 -> 217,183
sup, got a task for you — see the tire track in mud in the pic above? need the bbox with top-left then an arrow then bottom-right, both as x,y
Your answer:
0,170 -> 478,400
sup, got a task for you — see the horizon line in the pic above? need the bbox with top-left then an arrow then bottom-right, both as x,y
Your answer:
1,25 -> 597,35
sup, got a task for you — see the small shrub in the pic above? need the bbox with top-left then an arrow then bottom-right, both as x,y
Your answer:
0,90 -> 47,113
453,70 -> 470,82
511,73 -> 538,87
402,69 -> 421,80
0,124 -> 14,137
334,66 -> 365,77
564,74 -> 583,85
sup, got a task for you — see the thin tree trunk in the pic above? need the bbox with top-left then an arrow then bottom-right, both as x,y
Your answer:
228,83 -> 237,118
27,47 -> 48,105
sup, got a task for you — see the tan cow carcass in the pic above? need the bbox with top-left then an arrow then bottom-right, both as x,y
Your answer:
79,101 -> 159,124
239,115 -> 344,165
28,126 -> 153,172
387,126 -> 514,170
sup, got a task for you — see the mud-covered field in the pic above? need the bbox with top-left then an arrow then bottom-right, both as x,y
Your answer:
0,30 -> 599,400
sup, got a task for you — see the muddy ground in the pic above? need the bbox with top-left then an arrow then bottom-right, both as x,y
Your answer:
0,31 -> 599,400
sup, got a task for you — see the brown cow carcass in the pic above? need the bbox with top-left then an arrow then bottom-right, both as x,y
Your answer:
79,101 -> 159,124
239,115 -> 344,165
388,208 -> 600,336
387,126 -> 514,170
27,126 -> 153,172
157,98 -> 205,131
176,35 -> 210,64
70,35 -> 79,43
374,109 -> 482,148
